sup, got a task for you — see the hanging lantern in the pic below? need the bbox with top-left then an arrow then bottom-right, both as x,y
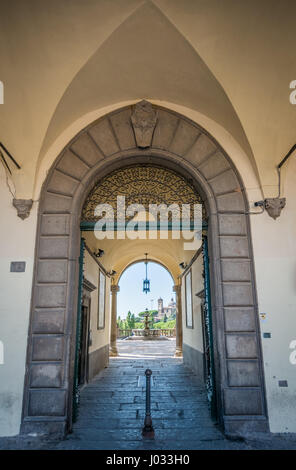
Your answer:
143,253 -> 150,294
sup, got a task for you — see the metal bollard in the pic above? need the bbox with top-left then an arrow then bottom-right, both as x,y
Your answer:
142,369 -> 155,439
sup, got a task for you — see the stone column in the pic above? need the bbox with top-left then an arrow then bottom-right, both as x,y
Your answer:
110,285 -> 120,356
173,284 -> 183,357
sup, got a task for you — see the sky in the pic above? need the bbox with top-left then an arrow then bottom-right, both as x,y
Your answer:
117,261 -> 175,319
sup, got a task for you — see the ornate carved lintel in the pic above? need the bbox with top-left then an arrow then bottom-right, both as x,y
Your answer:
131,100 -> 157,148
264,197 -> 286,219
83,277 -> 97,293
13,198 -> 33,220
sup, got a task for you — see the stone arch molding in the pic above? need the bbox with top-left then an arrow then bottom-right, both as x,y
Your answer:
21,102 -> 268,437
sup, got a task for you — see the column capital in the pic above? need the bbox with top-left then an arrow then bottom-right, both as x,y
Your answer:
111,285 -> 120,293
173,284 -> 181,294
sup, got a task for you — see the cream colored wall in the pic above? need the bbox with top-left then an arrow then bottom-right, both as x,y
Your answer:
250,157 -> 296,433
0,165 -> 38,436
83,250 -> 110,354
182,254 -> 204,355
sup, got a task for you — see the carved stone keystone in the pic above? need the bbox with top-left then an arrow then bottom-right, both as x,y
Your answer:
13,198 -> 33,220
131,100 -> 157,148
264,197 -> 286,219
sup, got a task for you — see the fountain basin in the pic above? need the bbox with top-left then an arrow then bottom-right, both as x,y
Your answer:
126,328 -> 169,340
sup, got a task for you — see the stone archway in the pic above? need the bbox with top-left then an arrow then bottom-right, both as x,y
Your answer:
117,259 -> 176,285
112,258 -> 181,357
21,102 -> 268,437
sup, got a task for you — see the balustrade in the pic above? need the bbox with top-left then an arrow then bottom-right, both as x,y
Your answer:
117,328 -> 176,338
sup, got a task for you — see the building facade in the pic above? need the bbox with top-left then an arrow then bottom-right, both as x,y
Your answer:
157,297 -> 176,321
0,0 -> 295,439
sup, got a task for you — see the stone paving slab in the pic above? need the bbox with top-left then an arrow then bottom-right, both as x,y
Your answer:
1,340 -> 296,450
40,341 -> 261,449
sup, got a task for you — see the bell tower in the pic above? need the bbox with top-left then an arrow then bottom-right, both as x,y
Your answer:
158,297 -> 163,316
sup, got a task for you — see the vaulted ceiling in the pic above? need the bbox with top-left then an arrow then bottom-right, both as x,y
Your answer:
0,0 -> 295,198
83,230 -> 199,283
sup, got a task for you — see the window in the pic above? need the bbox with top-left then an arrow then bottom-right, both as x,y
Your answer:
185,269 -> 193,328
97,270 -> 106,329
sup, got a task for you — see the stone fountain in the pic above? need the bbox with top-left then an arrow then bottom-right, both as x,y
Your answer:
127,309 -> 168,341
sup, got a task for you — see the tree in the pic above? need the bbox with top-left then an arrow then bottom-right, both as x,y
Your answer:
163,313 -> 168,323
138,309 -> 158,317
131,313 -> 136,329
126,311 -> 131,328
126,311 -> 135,329
117,316 -> 126,330
154,319 -> 176,329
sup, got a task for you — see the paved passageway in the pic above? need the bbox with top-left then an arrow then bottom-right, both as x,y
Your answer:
1,339 -> 296,449
53,339 -> 246,450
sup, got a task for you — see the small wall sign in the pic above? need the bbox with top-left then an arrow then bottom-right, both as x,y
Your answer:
263,332 -> 271,338
10,261 -> 26,272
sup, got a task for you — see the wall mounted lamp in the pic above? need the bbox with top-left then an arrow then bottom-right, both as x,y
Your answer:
252,144 -> 296,220
179,262 -> 187,270
94,248 -> 104,258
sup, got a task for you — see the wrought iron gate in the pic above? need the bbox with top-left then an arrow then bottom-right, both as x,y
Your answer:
72,238 -> 85,422
202,235 -> 217,421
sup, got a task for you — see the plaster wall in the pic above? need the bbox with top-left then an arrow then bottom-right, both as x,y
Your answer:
83,249 -> 110,355
0,165 -> 38,435
182,254 -> 204,365
250,157 -> 296,433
